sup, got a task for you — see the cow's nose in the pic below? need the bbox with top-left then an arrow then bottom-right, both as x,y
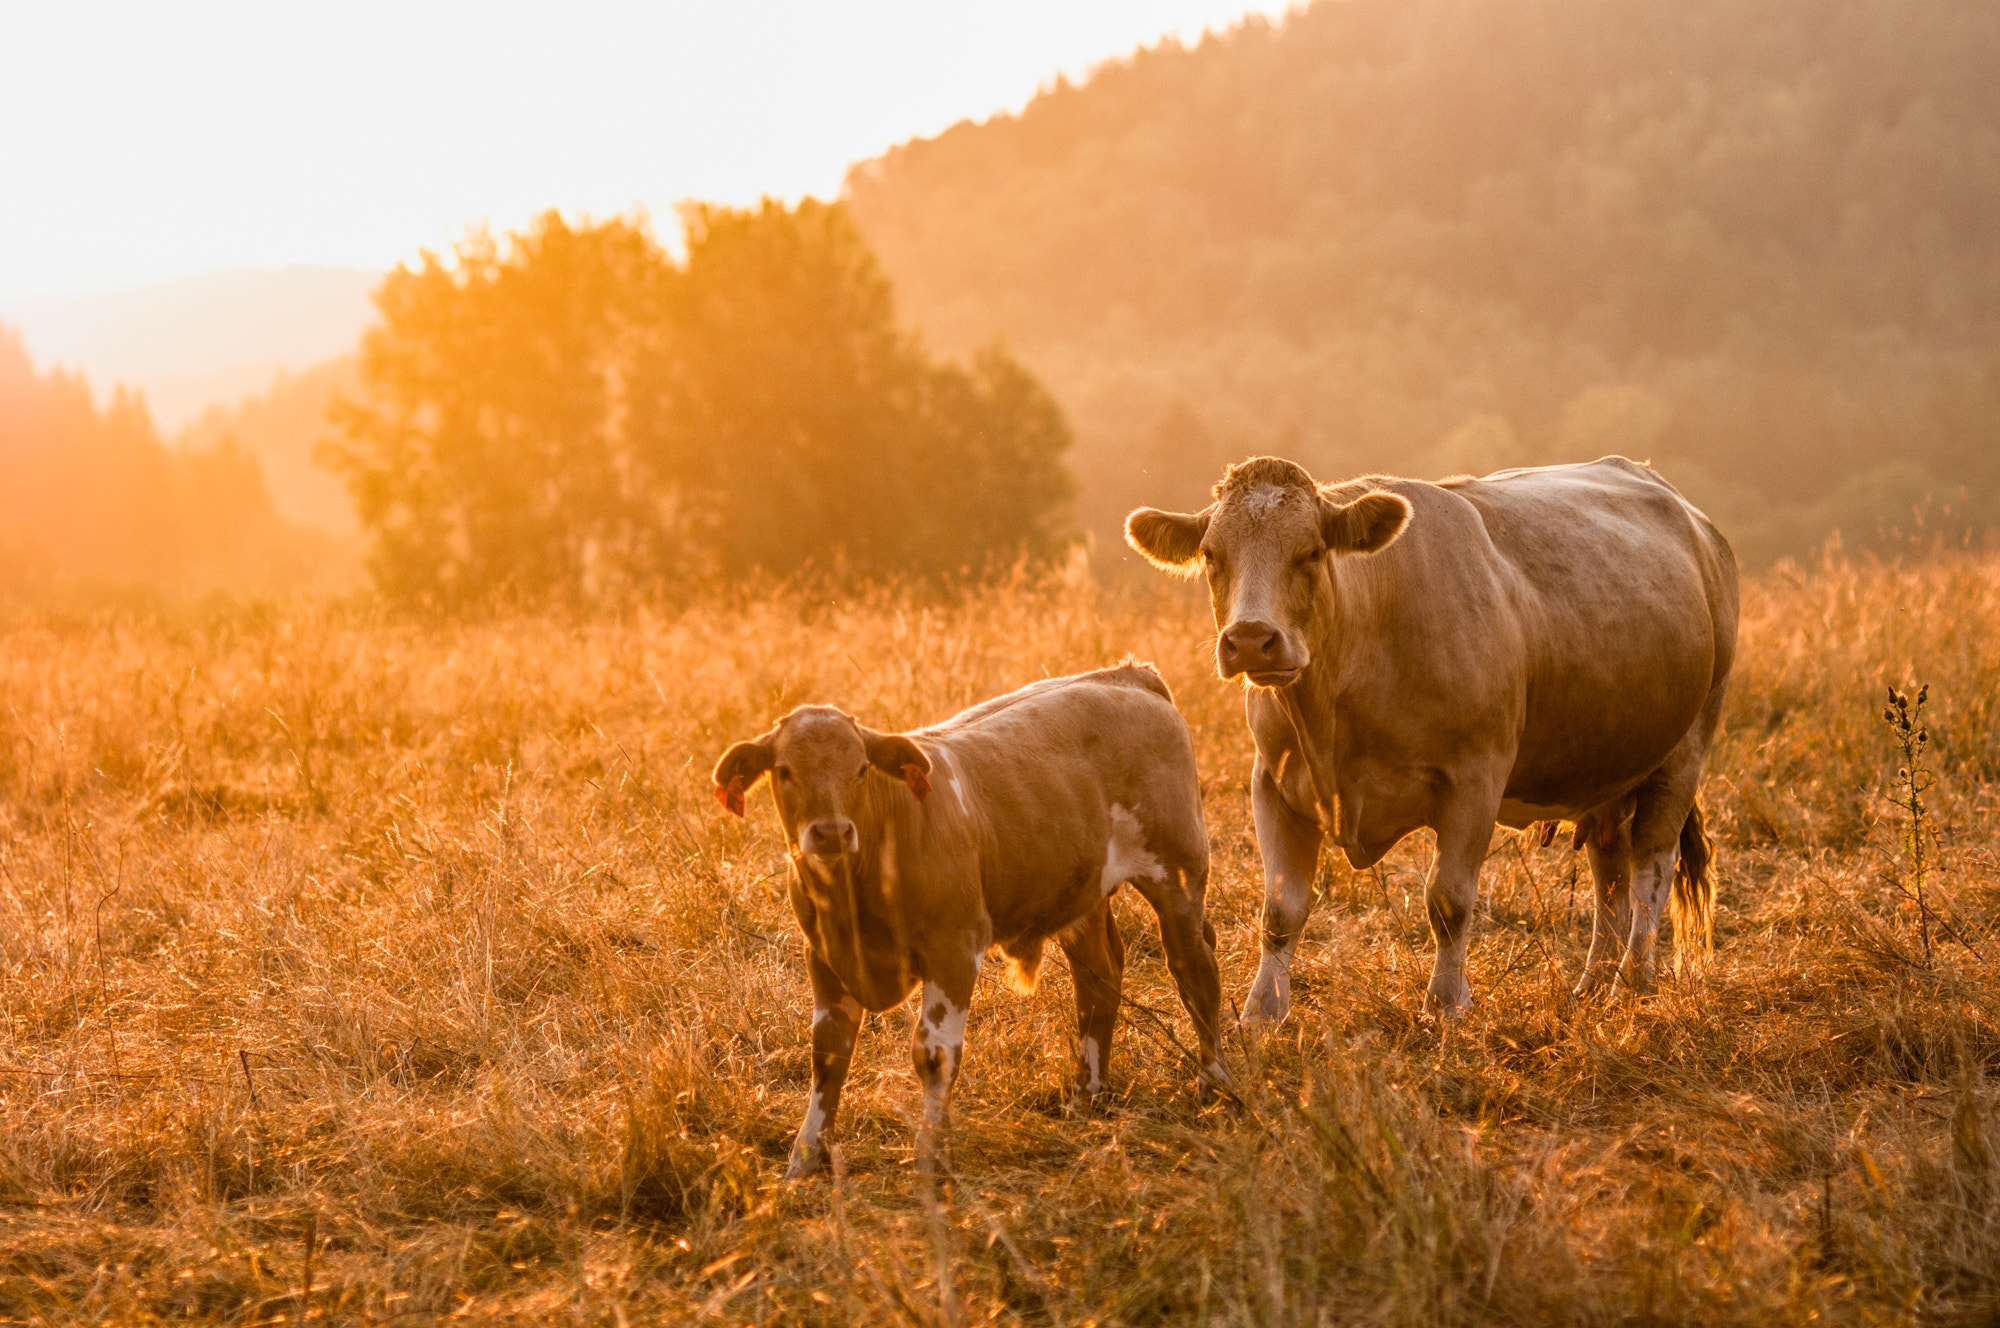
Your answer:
801,817 -> 859,857
1219,621 -> 1284,671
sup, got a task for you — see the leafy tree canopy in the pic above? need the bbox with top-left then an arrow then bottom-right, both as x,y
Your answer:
325,202 -> 1073,603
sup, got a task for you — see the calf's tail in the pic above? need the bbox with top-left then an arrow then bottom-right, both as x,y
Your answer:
1670,800 -> 1716,976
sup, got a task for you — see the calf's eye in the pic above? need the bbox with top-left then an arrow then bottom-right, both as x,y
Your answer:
776,766 -> 793,783
856,763 -> 870,781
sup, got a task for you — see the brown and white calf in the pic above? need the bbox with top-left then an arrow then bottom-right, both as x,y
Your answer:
713,664 -> 1223,1178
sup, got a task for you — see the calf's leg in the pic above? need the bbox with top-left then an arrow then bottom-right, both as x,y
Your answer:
1243,765 -> 1325,1026
910,950 -> 977,1176
788,951 -> 865,1179
1055,900 -> 1125,1105
1131,860 -> 1226,1094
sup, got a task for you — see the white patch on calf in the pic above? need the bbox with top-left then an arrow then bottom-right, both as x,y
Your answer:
797,1090 -> 829,1151
1080,1036 -> 1104,1094
1100,804 -> 1165,897
915,980 -> 968,1124
811,993 -> 862,1028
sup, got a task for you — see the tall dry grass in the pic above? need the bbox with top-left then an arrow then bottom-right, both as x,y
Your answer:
1,551 -> 1998,1324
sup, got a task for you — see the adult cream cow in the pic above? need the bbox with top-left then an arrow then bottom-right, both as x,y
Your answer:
713,664 -> 1223,1178
1126,455 -> 1737,1020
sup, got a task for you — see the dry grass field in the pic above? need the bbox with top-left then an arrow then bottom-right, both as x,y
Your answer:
2,551 -> 1999,1325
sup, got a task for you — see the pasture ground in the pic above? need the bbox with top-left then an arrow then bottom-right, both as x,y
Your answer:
2,554 -> 1998,1325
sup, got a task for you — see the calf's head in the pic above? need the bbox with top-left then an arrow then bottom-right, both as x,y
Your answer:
1125,456 -> 1411,686
713,707 -> 931,862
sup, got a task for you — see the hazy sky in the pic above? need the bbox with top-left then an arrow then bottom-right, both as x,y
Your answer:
1,1 -> 1289,299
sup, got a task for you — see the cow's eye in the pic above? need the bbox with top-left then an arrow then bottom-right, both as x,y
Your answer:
1295,547 -> 1325,568
775,766 -> 793,783
855,763 -> 870,781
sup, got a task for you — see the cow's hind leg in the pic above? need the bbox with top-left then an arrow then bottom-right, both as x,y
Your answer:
1129,855 -> 1226,1097
1602,676 -> 1727,997
1056,900 -> 1125,1108
1618,704 -> 1722,994
1574,808 -> 1635,998
788,951 -> 865,1179
1243,764 -> 1325,1027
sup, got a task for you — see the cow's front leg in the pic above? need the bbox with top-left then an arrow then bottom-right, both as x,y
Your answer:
1243,764 -> 1324,1027
1423,796 -> 1502,1016
909,953 -> 976,1176
787,951 -> 865,1180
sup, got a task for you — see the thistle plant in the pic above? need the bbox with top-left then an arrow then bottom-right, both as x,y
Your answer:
1883,683 -> 1938,966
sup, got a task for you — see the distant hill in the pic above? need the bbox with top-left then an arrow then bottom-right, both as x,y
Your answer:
0,266 -> 379,431
846,0 -> 2000,565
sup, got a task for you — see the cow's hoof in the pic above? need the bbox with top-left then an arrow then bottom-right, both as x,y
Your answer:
1422,977 -> 1473,1018
1610,971 -> 1655,1001
1239,976 -> 1291,1029
1571,966 -> 1615,999
1196,1062 -> 1233,1108
783,1147 -> 825,1181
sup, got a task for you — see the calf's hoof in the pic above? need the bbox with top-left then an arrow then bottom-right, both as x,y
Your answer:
783,1146 -> 825,1182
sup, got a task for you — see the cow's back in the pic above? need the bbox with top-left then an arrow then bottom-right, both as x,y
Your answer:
1334,457 -> 1738,816
922,666 -> 1203,941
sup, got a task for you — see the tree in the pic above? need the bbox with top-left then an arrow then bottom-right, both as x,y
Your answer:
324,213 -> 669,602
639,199 -> 1072,578
326,201 -> 1074,602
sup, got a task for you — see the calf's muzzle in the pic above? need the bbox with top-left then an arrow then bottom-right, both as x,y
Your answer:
801,816 -> 860,858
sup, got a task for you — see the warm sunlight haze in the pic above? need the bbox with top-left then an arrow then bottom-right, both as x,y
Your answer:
3,2 -> 1998,1322
0,1 -> 1289,296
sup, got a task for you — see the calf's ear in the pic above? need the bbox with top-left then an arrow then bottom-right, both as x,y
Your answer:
1124,506 -> 1212,574
712,732 -> 777,816
862,728 -> 932,801
1321,490 -> 1411,555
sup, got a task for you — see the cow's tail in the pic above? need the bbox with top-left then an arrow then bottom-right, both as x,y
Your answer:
1670,800 -> 1716,976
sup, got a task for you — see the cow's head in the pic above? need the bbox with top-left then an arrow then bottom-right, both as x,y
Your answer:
713,706 -> 931,862
1124,456 -> 1411,686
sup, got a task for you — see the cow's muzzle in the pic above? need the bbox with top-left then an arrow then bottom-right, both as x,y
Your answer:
800,817 -> 860,858
1218,620 -> 1307,686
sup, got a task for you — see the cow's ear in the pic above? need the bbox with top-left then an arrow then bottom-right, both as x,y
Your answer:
1321,490 -> 1411,555
862,729 -> 932,801
1124,506 -> 1212,574
712,732 -> 778,816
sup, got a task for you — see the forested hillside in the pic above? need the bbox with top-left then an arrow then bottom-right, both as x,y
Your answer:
0,326 -> 339,597
178,358 -> 360,535
845,0 -> 2000,564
